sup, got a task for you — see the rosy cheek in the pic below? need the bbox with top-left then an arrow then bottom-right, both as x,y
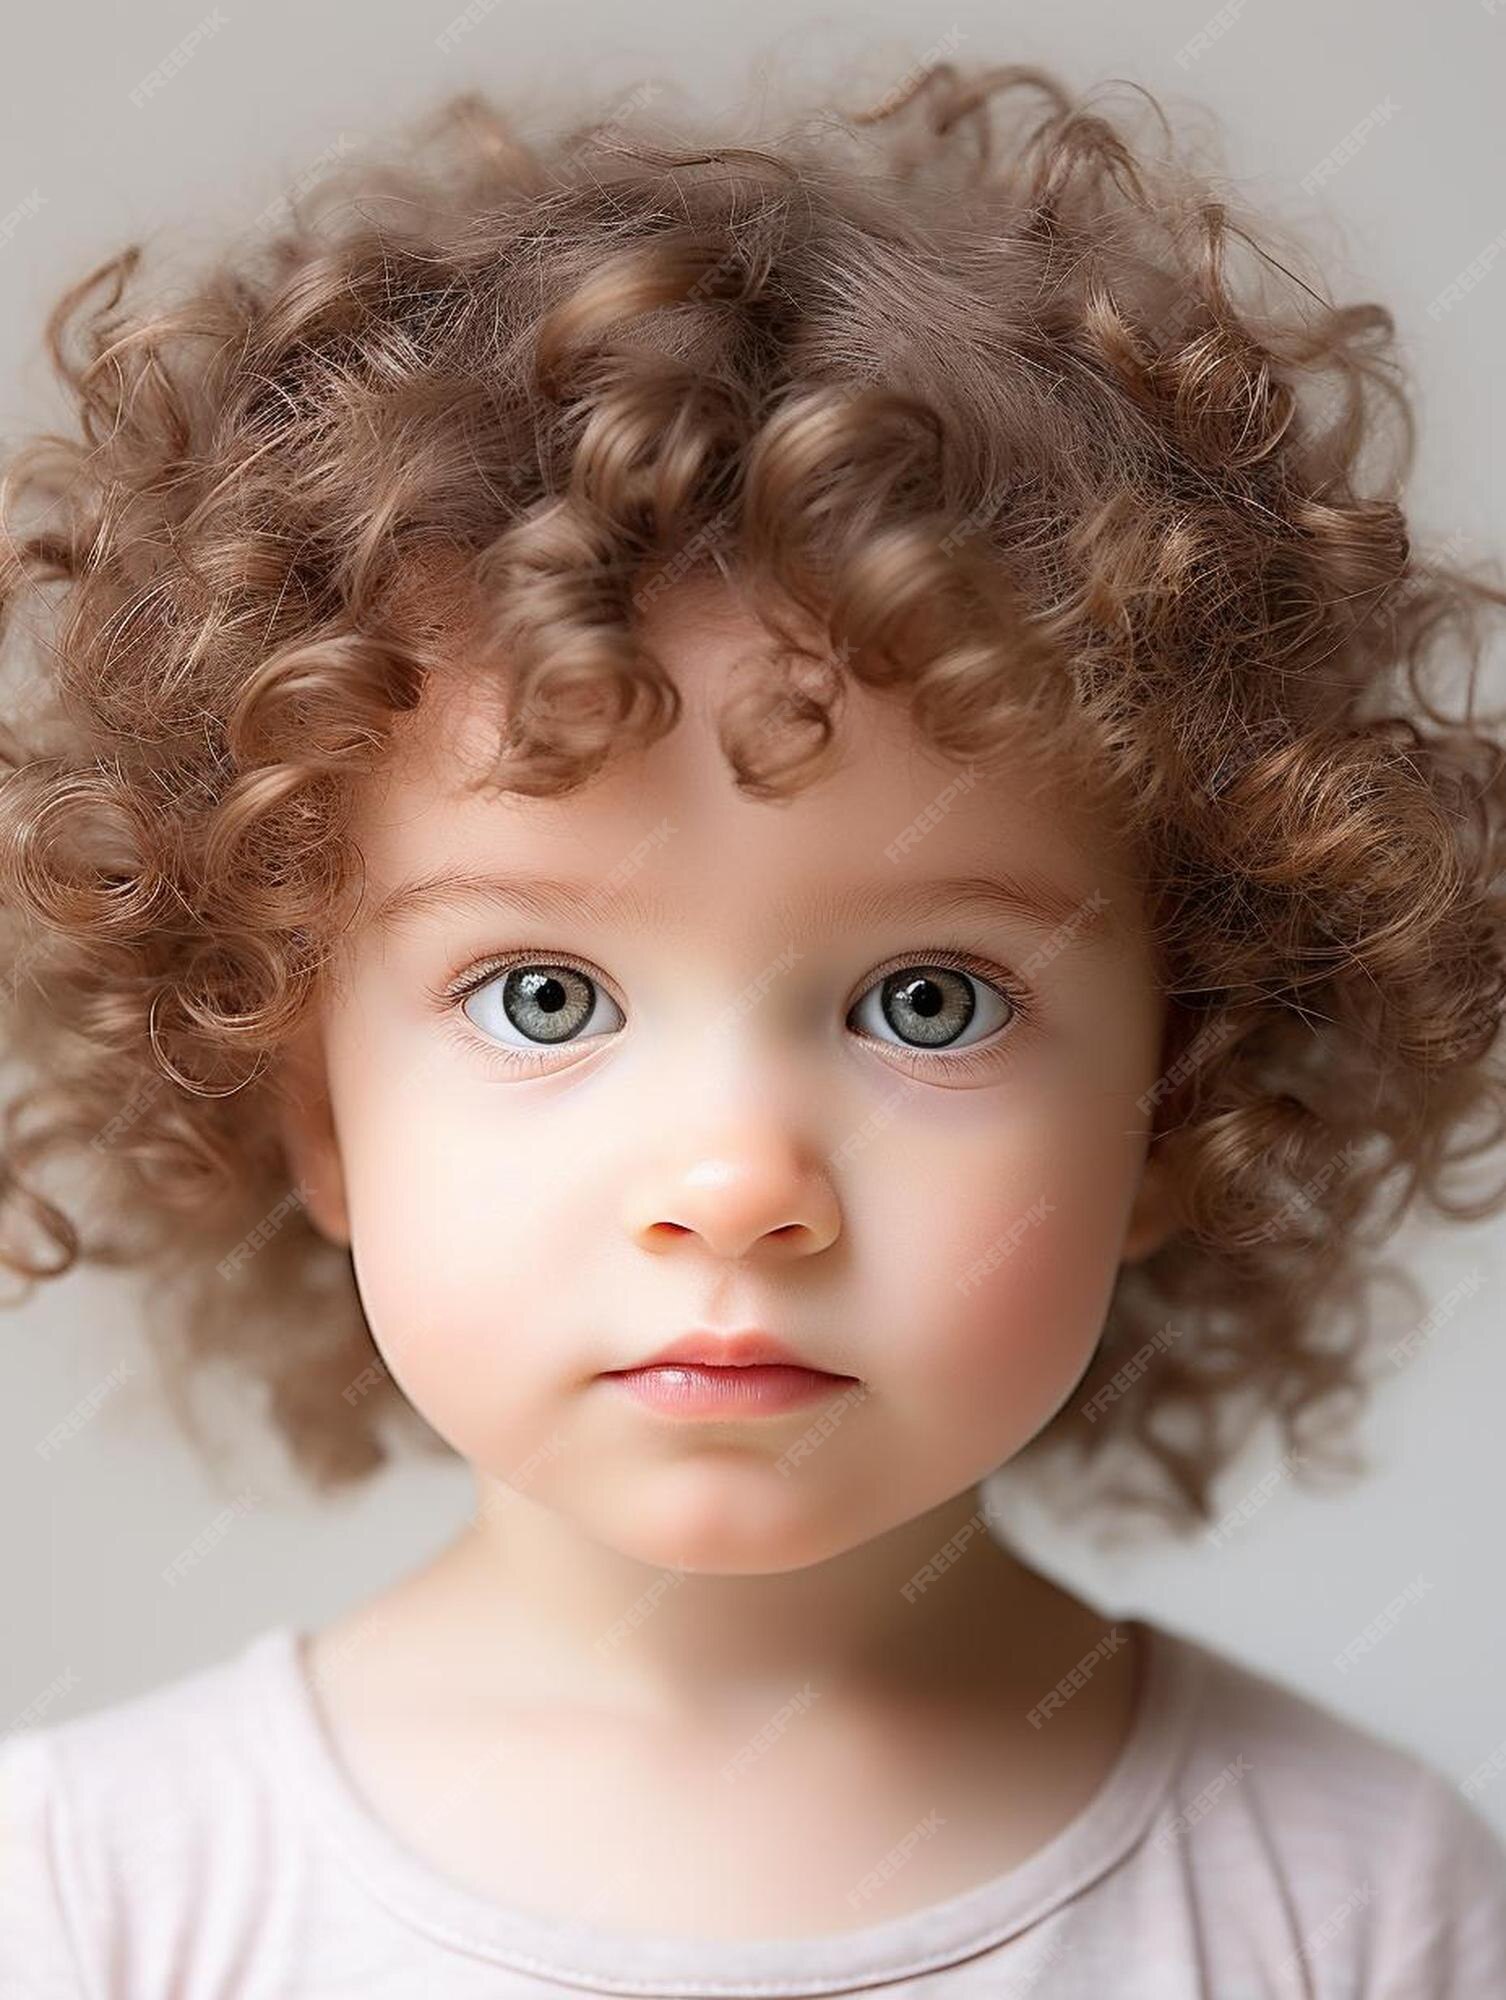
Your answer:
868,1113 -> 1131,1426
342,1087 -> 589,1431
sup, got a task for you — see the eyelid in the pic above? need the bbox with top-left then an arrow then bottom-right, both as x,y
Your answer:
433,943 -> 1034,1022
845,944 -> 1035,1023
430,948 -> 622,1011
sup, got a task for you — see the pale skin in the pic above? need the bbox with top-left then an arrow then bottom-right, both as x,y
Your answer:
277,570 -> 1182,1939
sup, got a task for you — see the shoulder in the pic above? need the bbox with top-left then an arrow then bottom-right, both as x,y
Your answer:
0,1628 -> 295,1990
2,1625 -> 285,1835
1163,1618 -> 1499,1825
1146,1619 -> 1506,1989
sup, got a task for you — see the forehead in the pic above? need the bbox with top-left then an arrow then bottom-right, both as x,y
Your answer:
350,577 -> 1140,938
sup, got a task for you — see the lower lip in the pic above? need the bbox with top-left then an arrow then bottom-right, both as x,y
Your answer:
602,1363 -> 858,1417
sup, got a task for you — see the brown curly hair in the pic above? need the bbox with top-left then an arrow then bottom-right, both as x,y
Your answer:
3,59 -> 1505,1539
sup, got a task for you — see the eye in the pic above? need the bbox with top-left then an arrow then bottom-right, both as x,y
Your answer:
437,945 -> 1030,1075
460,959 -> 625,1050
846,955 -> 1024,1055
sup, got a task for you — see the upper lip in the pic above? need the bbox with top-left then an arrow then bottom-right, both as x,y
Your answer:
610,1330 -> 849,1375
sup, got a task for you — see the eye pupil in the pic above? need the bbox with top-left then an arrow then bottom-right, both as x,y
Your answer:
904,977 -> 944,1019
880,966 -> 977,1048
501,965 -> 594,1043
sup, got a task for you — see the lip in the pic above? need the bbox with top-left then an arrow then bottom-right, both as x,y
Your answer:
622,1329 -> 831,1371
603,1363 -> 859,1419
598,1329 -> 860,1420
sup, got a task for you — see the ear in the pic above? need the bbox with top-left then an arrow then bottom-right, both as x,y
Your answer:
272,1017 -> 351,1249
1120,1143 -> 1182,1264
1119,996 -> 1193,1264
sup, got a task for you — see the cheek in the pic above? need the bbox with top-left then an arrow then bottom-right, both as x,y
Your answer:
330,1040 -> 585,1443
857,1084 -> 1142,1455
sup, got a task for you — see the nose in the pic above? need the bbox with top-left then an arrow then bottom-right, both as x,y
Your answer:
625,1134 -> 842,1261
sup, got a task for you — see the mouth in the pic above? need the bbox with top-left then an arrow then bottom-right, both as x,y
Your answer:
599,1361 -> 862,1419
615,1328 -> 842,1372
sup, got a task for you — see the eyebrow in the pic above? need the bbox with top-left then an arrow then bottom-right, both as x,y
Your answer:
361,866 -> 1124,955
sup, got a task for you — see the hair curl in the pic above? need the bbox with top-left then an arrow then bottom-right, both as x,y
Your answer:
4,60 -> 1506,1538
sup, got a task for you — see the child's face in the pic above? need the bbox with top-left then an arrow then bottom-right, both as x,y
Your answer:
281,574 -> 1177,1575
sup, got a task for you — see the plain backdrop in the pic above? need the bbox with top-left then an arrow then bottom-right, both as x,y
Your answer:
2,0 -> 1505,1840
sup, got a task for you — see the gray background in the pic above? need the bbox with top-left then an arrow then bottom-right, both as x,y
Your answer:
2,0 -> 1504,1837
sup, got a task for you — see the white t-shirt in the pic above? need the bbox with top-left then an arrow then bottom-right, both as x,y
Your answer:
2,1612 -> 1503,1996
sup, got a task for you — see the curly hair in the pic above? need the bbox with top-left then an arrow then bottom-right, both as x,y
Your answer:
3,59 -> 1505,1539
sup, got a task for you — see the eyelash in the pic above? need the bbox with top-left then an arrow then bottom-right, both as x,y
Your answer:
428,944 -> 1036,1078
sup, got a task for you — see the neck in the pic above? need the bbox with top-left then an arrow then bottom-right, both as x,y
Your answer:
397,1472 -> 1092,1727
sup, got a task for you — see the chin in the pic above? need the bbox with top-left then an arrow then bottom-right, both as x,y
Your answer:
584,1465 -> 871,1576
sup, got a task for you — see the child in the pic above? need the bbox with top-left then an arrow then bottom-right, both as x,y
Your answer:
2,53 -> 1504,1997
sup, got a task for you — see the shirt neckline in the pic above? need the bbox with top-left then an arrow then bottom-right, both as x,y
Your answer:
252,1611 -> 1202,1994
